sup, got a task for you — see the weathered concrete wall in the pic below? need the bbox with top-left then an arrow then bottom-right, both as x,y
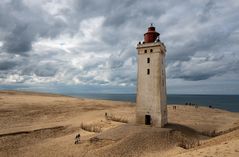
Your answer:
136,42 -> 167,127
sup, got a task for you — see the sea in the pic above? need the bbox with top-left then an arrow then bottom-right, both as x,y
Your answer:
66,93 -> 239,112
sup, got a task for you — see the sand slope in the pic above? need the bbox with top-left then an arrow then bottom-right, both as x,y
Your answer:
0,90 -> 239,157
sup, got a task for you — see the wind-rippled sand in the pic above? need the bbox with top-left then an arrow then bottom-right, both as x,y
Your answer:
0,90 -> 239,157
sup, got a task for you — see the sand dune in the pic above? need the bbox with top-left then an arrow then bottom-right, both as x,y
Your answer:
0,90 -> 239,157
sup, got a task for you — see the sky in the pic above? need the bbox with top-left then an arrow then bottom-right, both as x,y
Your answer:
0,0 -> 239,95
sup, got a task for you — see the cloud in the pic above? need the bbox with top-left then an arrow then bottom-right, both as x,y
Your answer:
0,60 -> 18,71
0,0 -> 239,94
34,62 -> 58,77
167,52 -> 239,81
0,0 -> 66,54
3,24 -> 34,54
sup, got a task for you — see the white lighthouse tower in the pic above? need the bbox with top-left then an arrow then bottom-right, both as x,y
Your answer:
136,24 -> 167,127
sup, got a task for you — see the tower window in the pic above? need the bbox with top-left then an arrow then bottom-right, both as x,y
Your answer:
147,58 -> 150,63
150,49 -> 153,52
147,69 -> 150,75
144,50 -> 147,53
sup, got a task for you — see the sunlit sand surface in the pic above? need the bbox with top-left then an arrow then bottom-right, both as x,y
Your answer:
0,90 -> 238,157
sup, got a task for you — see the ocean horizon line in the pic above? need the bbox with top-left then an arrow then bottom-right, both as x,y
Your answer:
1,90 -> 239,96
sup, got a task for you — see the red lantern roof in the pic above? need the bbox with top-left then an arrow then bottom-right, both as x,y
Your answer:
144,24 -> 160,43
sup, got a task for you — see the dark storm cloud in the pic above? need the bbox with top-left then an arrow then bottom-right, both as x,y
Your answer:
3,24 -> 33,54
0,53 -> 26,71
0,61 -> 18,71
19,53 -> 66,78
167,52 -> 239,81
0,0 -> 66,54
72,0 -> 169,46
0,59 -> 18,70
161,0 -> 239,81
34,63 -> 58,77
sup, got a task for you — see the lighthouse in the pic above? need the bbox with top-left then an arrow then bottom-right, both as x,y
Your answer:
136,24 -> 167,127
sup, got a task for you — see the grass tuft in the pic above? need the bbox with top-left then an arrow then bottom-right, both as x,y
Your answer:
80,123 -> 102,133
105,113 -> 128,123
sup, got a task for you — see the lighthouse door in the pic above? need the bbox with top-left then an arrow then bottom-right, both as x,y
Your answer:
145,115 -> 151,125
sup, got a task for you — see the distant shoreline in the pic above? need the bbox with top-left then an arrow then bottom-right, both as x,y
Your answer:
0,90 -> 239,112
1,89 -> 239,96
68,92 -> 239,112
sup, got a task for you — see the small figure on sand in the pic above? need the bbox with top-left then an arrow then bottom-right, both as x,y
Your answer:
185,102 -> 198,108
75,133 -> 81,144
173,106 -> 177,110
105,112 -> 109,120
